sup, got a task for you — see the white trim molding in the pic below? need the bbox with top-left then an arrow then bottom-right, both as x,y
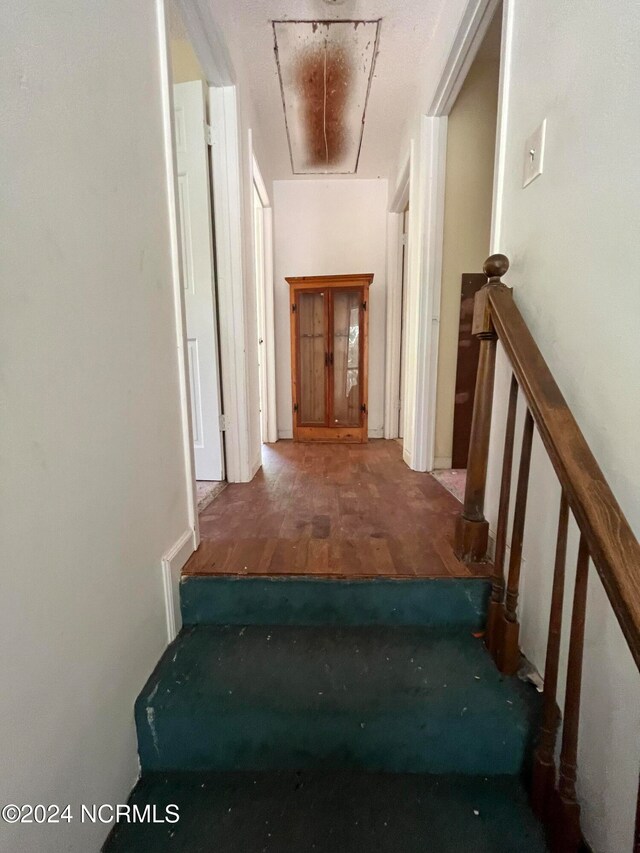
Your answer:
428,0 -> 501,117
262,206 -> 277,444
404,117 -> 448,472
156,0 -> 199,542
161,529 -> 197,642
489,1 -> 514,253
384,150 -> 411,440
251,148 -> 270,208
390,150 -> 411,213
384,212 -> 404,439
209,85 -> 253,482
175,0 -> 235,86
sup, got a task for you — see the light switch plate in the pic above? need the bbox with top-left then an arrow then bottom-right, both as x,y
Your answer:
523,119 -> 546,188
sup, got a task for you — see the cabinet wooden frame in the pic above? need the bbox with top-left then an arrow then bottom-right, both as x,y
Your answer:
287,274 -> 373,443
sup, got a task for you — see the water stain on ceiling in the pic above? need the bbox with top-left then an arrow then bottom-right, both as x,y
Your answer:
273,20 -> 381,175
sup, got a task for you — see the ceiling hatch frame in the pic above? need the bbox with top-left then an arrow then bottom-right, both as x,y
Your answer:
272,19 -> 382,176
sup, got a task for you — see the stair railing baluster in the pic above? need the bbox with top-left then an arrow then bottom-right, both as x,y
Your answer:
531,491 -> 569,820
551,533 -> 590,852
497,407 -> 534,675
486,373 -> 518,659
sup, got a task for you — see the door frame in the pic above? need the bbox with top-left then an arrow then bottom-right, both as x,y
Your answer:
384,150 -> 410,440
384,0 -> 507,470
249,138 -> 278,445
173,0 -> 259,484
157,0 -> 249,640
208,84 -> 254,482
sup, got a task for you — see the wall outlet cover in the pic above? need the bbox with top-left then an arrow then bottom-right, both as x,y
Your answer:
523,119 -> 546,188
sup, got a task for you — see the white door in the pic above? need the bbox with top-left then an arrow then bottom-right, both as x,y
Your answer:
173,81 -> 224,481
399,209 -> 410,439
253,187 -> 268,443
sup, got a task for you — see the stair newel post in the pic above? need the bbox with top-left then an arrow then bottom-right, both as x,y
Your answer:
531,491 -> 569,820
497,408 -> 534,675
455,254 -> 511,563
486,373 -> 518,658
551,533 -> 590,853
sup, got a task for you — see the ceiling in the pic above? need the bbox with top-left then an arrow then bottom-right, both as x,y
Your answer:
208,0 -> 461,180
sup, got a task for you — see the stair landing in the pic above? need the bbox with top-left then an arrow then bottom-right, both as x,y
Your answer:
183,440 -> 489,579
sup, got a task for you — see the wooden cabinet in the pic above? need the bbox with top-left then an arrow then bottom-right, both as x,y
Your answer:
287,274 -> 372,443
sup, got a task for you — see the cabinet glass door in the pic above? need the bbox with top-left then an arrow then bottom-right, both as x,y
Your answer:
297,290 -> 326,424
332,289 -> 361,426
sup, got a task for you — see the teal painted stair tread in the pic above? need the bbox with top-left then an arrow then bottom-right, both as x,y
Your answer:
136,625 -> 539,774
181,576 -> 490,628
103,771 -> 547,852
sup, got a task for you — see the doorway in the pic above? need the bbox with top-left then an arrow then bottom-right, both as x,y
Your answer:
168,4 -> 226,512
250,146 -> 277,447
398,205 -> 410,441
431,5 -> 502,500
253,186 -> 267,443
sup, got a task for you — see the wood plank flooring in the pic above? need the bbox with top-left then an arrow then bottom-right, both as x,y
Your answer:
183,440 -> 490,579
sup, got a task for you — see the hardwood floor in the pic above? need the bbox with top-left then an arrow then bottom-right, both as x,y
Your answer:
183,440 -> 489,579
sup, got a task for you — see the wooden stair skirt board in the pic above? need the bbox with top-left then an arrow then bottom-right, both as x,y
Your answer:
287,273 -> 372,443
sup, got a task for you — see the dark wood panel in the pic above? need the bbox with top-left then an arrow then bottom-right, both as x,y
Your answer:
297,290 -> 327,425
452,273 -> 485,468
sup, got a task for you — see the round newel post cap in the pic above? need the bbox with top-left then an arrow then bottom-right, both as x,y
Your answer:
483,254 -> 510,281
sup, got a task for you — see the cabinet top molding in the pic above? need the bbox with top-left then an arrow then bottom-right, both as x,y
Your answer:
286,273 -> 374,288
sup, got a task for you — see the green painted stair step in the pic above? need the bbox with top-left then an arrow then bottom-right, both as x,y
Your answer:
135,625 -> 539,774
180,576 -> 490,628
103,770 -> 547,852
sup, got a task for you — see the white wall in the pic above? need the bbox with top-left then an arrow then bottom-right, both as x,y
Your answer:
0,2 -> 190,850
487,3 -> 640,850
273,180 -> 389,439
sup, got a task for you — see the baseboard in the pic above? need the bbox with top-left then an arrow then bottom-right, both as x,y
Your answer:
277,428 -> 384,440
433,456 -> 452,469
161,528 -> 196,643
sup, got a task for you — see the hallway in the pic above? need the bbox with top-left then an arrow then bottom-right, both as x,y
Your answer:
183,441 -> 488,578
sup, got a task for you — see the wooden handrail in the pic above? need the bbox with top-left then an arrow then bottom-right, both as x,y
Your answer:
457,254 -> 640,669
487,281 -> 640,669
456,254 -> 640,852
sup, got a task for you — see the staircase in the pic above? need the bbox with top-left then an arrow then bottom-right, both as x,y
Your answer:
104,576 -> 547,851
103,253 -> 640,851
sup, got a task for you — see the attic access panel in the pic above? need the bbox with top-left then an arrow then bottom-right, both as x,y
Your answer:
273,20 -> 381,175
